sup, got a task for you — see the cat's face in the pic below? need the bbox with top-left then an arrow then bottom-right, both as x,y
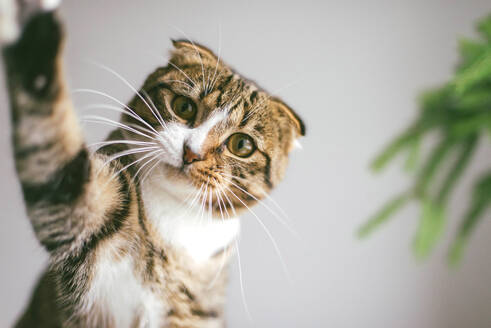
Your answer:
122,40 -> 305,215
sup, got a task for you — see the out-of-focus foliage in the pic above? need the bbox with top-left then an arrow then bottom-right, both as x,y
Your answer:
358,14 -> 491,265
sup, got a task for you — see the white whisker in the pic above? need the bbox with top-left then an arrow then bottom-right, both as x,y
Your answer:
132,150 -> 165,184
170,26 -> 207,93
82,115 -> 156,140
88,61 -> 167,130
219,173 -> 299,239
246,80 -> 300,119
110,149 -> 164,183
235,240 -> 252,322
208,24 -> 222,94
221,183 -> 293,284
88,140 -> 156,151
81,103 -> 160,136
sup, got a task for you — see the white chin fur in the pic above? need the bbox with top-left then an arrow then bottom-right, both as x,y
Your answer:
141,170 -> 240,264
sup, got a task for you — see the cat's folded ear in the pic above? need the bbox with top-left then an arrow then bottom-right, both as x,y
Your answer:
170,39 -> 218,63
270,97 -> 305,152
270,97 -> 306,137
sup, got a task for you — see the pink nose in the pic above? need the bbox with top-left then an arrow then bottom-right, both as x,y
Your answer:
183,144 -> 202,165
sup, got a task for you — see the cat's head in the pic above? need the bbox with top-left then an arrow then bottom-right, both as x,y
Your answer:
122,40 -> 305,216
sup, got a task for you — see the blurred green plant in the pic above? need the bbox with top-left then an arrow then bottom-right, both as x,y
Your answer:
358,14 -> 491,265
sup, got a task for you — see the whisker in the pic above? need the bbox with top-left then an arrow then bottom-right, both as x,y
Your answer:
111,149 -> 164,183
161,79 -> 194,90
184,182 -> 206,215
132,150 -> 165,185
198,178 -> 210,225
88,140 -> 156,151
73,88 -> 156,131
139,154 -> 164,185
208,24 -> 222,94
246,80 -> 300,119
100,146 -> 161,172
221,183 -> 293,284
207,188 -> 213,223
81,103 -> 160,136
82,115 -> 156,140
235,239 -> 253,322
140,90 -> 167,130
170,26 -> 207,93
88,61 -> 167,130
219,172 -> 299,239
217,181 -> 237,217
145,50 -> 200,89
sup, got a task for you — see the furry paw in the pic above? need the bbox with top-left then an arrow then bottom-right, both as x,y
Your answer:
0,0 -> 61,44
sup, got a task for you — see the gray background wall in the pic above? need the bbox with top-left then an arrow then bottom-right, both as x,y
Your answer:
1,0 -> 491,327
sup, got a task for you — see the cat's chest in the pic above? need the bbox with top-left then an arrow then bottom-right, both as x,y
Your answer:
141,180 -> 240,263
86,254 -> 166,328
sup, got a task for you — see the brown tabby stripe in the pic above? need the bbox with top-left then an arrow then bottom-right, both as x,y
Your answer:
215,74 -> 234,107
59,170 -> 131,301
191,308 -> 218,318
14,141 -> 56,159
79,171 -> 132,257
22,148 -> 91,206
257,149 -> 273,188
249,90 -> 258,103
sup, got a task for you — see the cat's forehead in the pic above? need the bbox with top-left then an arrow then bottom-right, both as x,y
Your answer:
148,63 -> 272,125
141,40 -> 304,138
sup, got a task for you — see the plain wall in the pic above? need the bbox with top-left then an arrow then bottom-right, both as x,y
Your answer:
1,0 -> 491,327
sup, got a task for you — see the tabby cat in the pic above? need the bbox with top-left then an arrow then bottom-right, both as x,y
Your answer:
2,3 -> 305,328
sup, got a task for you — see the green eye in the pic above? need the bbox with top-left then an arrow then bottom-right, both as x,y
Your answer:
172,96 -> 197,120
227,133 -> 256,158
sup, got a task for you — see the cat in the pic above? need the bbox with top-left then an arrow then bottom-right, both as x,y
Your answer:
2,3 -> 305,328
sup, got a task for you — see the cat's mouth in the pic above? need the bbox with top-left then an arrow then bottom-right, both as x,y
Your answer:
155,163 -> 246,215
159,162 -> 226,191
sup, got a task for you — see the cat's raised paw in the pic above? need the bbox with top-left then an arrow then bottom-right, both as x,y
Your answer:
0,0 -> 61,44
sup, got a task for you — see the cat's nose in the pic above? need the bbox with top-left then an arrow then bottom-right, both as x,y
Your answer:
183,144 -> 202,165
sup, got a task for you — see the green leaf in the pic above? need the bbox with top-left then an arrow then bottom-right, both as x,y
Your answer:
371,124 -> 425,172
455,87 -> 491,111
448,172 -> 491,266
415,138 -> 454,196
448,200 -> 489,266
404,136 -> 420,172
451,113 -> 491,137
413,199 -> 446,260
477,14 -> 491,41
436,135 -> 478,204
453,50 -> 491,95
457,39 -> 487,71
357,193 -> 410,238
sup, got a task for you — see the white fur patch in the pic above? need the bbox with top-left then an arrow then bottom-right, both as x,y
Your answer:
40,0 -> 61,10
142,175 -> 240,264
293,139 -> 303,150
0,0 -> 20,43
0,0 -> 62,44
157,110 -> 228,168
85,252 -> 165,328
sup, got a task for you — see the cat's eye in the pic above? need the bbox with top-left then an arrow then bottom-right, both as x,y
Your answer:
172,96 -> 197,121
226,133 -> 256,158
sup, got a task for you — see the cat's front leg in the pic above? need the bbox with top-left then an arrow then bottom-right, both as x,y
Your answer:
3,8 -> 131,260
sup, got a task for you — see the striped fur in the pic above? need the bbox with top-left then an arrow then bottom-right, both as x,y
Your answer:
5,9 -> 304,328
